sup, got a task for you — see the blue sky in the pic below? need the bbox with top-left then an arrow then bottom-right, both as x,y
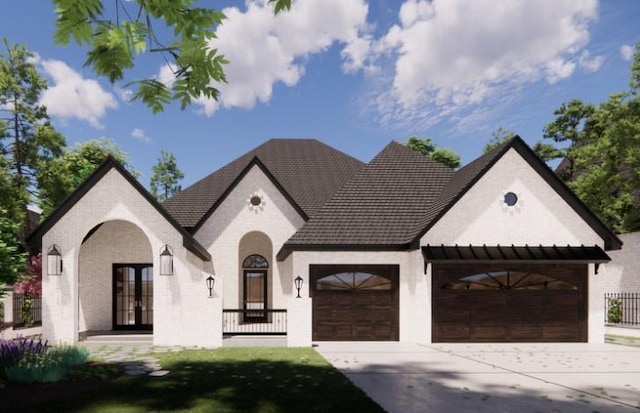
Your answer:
1,0 -> 639,188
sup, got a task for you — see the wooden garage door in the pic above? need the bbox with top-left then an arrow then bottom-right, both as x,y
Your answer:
311,265 -> 399,341
432,263 -> 587,342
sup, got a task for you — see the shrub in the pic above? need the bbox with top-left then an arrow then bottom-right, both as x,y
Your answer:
607,298 -> 623,324
0,336 -> 48,369
1,338 -> 90,384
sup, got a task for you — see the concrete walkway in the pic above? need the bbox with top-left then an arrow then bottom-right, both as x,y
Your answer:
315,341 -> 640,413
81,334 -> 186,377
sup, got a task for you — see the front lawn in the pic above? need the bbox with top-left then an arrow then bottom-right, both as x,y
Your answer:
5,347 -> 384,412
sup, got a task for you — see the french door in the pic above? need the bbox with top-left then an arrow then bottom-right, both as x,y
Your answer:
243,270 -> 267,322
113,264 -> 153,330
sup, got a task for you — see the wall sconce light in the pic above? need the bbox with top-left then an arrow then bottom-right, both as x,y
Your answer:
206,275 -> 215,297
160,245 -> 174,275
294,276 -> 303,298
47,244 -> 63,275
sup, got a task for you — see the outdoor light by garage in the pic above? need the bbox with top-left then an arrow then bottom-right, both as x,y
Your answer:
294,276 -> 303,298
160,245 -> 174,275
47,244 -> 63,275
206,275 -> 215,297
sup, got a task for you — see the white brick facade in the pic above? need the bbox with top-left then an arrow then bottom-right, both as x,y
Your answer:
195,165 -> 305,311
39,144 -> 616,347
603,232 -> 640,293
41,168 -> 217,347
422,148 -> 606,343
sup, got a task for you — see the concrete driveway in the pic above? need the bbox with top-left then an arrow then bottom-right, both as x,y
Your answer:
315,341 -> 640,412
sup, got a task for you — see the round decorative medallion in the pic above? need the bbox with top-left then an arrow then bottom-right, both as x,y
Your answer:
247,192 -> 265,212
250,195 -> 262,206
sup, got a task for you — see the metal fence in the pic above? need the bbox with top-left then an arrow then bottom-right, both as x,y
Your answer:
12,293 -> 42,329
223,309 -> 287,335
605,292 -> 640,326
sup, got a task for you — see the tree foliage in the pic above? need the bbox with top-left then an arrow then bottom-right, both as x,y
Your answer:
541,43 -> 640,233
150,150 -> 184,201
483,127 -> 516,153
404,136 -> 461,169
484,127 -> 561,162
53,0 -> 292,113
37,139 -> 137,216
0,210 -> 27,293
0,39 -> 65,237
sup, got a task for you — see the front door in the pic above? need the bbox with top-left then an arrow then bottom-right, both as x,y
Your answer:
113,264 -> 153,330
243,270 -> 267,322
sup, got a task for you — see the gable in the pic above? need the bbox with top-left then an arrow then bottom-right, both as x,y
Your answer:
162,139 -> 364,229
28,157 -> 210,261
194,163 -> 306,250
421,147 -> 608,247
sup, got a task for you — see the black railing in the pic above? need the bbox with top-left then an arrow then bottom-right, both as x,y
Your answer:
13,293 -> 42,329
605,292 -> 640,326
223,309 -> 287,335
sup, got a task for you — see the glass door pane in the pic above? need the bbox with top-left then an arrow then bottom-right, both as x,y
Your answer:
115,266 -> 136,326
141,266 -> 153,325
244,270 -> 266,321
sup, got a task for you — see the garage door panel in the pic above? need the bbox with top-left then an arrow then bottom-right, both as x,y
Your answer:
436,323 -> 470,339
472,326 -> 508,340
433,263 -> 587,343
312,265 -> 399,341
511,325 -> 543,340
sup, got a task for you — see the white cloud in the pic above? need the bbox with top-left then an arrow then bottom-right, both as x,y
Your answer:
116,87 -> 134,102
620,44 -> 634,61
186,0 -> 369,116
131,128 -> 151,143
357,0 -> 599,129
39,60 -> 117,128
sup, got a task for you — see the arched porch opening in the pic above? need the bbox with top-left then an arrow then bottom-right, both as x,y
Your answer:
78,220 -> 153,336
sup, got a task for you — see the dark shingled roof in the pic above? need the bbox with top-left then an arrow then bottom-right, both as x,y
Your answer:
162,139 -> 364,230
279,136 -> 621,259
282,141 -> 455,249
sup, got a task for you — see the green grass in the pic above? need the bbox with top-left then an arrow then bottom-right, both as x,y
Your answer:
12,347 -> 384,412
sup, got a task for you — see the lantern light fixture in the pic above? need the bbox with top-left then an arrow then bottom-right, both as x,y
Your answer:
206,275 -> 215,297
47,244 -> 63,276
160,245 -> 174,275
294,276 -> 303,298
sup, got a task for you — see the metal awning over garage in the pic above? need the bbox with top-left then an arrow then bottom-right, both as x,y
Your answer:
422,244 -> 611,264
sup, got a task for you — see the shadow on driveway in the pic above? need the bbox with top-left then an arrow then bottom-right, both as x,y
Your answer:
315,342 -> 640,413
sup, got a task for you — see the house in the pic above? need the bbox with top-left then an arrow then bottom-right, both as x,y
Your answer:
27,136 -> 621,347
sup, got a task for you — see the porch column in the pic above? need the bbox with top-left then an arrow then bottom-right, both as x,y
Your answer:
287,297 -> 312,347
42,243 -> 79,344
200,296 -> 223,348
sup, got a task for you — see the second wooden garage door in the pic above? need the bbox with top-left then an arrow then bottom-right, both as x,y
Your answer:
311,265 -> 399,341
432,263 -> 587,342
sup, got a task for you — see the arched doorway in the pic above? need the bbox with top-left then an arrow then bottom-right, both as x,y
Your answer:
242,254 -> 268,321
237,231 -> 273,322
78,220 -> 153,333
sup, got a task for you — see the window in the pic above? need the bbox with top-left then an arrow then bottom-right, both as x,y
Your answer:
441,270 -> 577,290
243,254 -> 269,269
316,272 -> 392,291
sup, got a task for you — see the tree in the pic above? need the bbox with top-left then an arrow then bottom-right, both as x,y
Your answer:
404,136 -> 461,169
540,43 -> 640,232
484,127 -> 561,162
37,139 -> 137,216
53,0 -> 292,113
0,210 -> 27,296
150,150 -> 184,201
0,39 -> 66,237
483,127 -> 516,153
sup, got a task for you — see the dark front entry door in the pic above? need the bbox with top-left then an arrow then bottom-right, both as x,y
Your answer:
244,270 -> 267,322
113,264 -> 153,330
